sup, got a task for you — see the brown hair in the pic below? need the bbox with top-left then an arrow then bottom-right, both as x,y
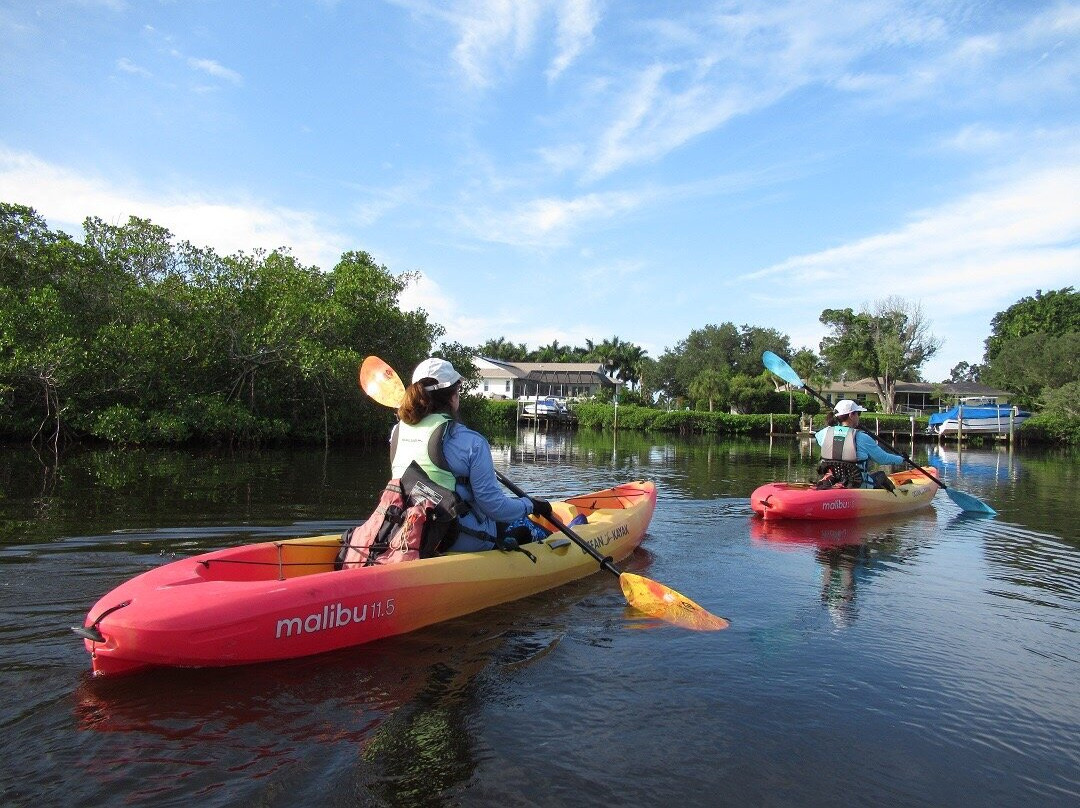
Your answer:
825,411 -> 857,428
398,379 -> 460,425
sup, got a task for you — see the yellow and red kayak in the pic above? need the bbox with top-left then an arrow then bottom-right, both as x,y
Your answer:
749,467 -> 939,521
75,481 -> 656,677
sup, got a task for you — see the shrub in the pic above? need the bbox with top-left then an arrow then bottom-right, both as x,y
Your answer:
1020,414 -> 1080,445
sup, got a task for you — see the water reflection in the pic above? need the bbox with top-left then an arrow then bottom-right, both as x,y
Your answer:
2,435 -> 1078,806
70,615 -> 537,805
750,512 -> 937,629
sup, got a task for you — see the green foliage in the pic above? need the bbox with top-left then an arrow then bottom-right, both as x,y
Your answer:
947,361 -> 982,383
476,337 -> 529,361
984,287 -> 1079,363
0,203 -> 442,446
572,402 -> 799,435
458,396 -> 518,433
1019,413 -> 1080,445
1017,381 -> 1080,445
982,332 -> 1079,409
652,322 -> 792,403
819,296 -> 941,412
792,392 -> 821,415
1040,381 -> 1080,419
688,368 -> 728,412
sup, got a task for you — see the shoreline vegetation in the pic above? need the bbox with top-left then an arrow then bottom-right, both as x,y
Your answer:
468,400 -> 1076,447
3,203 -> 1077,449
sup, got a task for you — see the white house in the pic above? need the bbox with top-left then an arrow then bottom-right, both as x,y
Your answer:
471,357 -> 616,400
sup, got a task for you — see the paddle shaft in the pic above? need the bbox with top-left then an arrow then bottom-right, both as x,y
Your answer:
495,472 -> 622,578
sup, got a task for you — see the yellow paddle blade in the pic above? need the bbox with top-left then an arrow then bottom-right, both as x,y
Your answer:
618,572 -> 730,631
359,356 -> 405,409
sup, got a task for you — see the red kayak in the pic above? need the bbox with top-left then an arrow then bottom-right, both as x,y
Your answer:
74,481 -> 656,677
750,467 -> 939,521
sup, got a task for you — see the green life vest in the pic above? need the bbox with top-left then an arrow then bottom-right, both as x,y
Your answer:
390,414 -> 458,491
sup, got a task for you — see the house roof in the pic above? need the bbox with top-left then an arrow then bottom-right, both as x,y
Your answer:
522,369 -> 612,386
821,378 -> 1015,398
473,357 -> 615,386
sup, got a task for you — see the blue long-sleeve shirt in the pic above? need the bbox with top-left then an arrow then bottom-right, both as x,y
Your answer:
815,427 -> 904,467
440,422 -> 531,548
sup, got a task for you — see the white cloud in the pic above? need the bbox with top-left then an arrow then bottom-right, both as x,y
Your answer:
397,269 -> 520,348
546,0 -> 599,81
739,158 -> 1080,376
0,147 -> 348,270
391,0 -> 598,88
347,178 -> 431,227
187,57 -> 243,86
115,57 -> 151,77
450,0 -> 543,88
458,188 -> 647,247
578,1 -> 1079,180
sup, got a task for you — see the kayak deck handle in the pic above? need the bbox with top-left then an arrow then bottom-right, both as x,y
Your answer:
72,599 -> 131,643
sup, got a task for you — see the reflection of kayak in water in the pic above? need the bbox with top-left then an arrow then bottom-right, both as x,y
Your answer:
749,467 -> 939,521
749,517 -> 869,549
750,508 -> 939,550
75,481 -> 656,677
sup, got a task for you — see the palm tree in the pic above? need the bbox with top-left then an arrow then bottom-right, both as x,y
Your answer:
689,369 -> 728,412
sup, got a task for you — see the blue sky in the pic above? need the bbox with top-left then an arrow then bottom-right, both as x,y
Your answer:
1,0 -> 1077,382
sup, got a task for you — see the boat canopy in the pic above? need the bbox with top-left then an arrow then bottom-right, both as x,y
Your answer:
927,404 -> 1030,427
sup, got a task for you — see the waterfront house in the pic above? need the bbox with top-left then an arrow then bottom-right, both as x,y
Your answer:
472,357 -> 617,400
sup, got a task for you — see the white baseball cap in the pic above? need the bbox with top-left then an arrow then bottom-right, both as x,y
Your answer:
833,399 -> 867,416
412,358 -> 462,391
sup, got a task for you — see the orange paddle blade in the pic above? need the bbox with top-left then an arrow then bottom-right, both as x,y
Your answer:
359,356 -> 405,408
618,572 -> 730,631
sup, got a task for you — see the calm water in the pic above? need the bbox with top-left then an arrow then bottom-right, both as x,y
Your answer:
1,430 -> 1077,807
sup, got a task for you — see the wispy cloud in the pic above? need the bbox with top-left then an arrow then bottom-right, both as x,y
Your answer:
391,0 -> 598,88
347,178 -> 431,227
576,1 -> 1078,180
740,158 -> 1080,315
115,57 -> 151,78
546,0 -> 600,81
0,147 -> 348,271
187,57 -> 243,86
458,188 -> 648,247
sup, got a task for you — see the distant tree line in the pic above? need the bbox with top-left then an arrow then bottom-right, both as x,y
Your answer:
3,201 -> 1075,448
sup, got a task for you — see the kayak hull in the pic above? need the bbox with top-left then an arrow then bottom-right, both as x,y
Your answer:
78,481 -> 656,676
749,468 -> 939,521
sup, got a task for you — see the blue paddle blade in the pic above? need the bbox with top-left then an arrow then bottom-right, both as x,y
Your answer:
762,351 -> 804,387
946,487 -> 997,515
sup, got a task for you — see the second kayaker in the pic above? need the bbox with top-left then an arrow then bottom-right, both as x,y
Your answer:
814,399 -> 904,489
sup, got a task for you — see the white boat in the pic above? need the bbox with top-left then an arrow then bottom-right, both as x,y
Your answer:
519,397 -> 571,420
927,397 -> 1031,436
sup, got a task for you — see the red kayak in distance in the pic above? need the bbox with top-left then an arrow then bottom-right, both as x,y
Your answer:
749,467 -> 940,521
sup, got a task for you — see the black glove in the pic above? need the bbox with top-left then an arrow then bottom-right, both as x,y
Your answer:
530,497 -> 553,520
495,534 -> 519,552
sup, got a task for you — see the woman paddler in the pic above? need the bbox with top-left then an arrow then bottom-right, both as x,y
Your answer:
391,357 -> 553,551
814,399 -> 904,489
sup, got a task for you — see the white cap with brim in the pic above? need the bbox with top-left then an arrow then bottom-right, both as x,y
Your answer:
833,399 -> 867,416
412,358 -> 462,391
